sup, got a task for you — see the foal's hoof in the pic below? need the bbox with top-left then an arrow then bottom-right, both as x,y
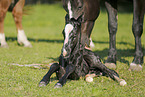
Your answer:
85,74 -> 96,82
119,79 -> 127,86
39,81 -> 47,87
105,63 -> 116,69
86,76 -> 93,82
129,63 -> 142,71
54,83 -> 62,88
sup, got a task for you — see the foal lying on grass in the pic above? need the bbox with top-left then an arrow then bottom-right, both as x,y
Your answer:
39,17 -> 127,88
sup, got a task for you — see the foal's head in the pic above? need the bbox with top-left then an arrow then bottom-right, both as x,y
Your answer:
62,19 -> 82,58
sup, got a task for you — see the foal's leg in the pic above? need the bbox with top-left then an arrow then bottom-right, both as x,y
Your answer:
12,0 -> 32,47
39,63 -> 60,87
0,0 -> 11,47
54,65 -> 75,88
84,50 -> 127,86
130,0 -> 145,71
104,0 -> 118,69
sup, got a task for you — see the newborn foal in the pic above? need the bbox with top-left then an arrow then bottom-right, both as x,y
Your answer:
39,17 -> 127,88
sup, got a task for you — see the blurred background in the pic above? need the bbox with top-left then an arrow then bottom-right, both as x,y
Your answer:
25,0 -> 61,4
25,0 -> 133,12
25,0 -> 133,5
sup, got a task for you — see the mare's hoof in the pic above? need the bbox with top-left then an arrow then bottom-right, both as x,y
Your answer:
129,63 -> 142,71
23,41 -> 32,48
1,43 -> 9,48
18,41 -> 32,48
39,81 -> 47,87
24,41 -> 32,48
105,63 -> 116,69
24,43 -> 32,48
54,83 -> 62,88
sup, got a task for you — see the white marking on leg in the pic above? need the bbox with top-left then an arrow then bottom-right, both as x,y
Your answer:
0,33 -> 8,47
17,29 -> 32,47
114,75 -> 127,86
68,1 -> 73,19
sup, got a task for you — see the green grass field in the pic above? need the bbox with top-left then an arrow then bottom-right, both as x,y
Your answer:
0,3 -> 145,97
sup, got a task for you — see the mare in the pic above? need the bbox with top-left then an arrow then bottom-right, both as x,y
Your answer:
63,0 -> 144,71
0,0 -> 32,47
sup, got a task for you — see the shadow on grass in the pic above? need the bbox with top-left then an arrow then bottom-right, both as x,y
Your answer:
6,37 -> 135,47
93,40 -> 134,47
46,57 -> 59,62
6,36 -> 144,66
6,37 -> 63,43
47,48 -> 137,66
94,48 -> 135,66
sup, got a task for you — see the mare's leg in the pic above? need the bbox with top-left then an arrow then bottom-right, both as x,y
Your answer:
81,21 -> 95,48
12,0 -> 32,47
104,0 -> 118,69
54,65 -> 75,88
130,0 -> 145,71
39,63 -> 60,87
0,0 -> 11,47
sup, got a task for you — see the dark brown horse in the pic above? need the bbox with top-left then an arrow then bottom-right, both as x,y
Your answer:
0,0 -> 32,47
63,0 -> 144,71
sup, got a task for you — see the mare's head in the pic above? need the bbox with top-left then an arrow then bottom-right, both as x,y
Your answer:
63,0 -> 84,20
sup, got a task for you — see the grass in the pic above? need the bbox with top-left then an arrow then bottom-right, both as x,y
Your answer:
0,3 -> 145,97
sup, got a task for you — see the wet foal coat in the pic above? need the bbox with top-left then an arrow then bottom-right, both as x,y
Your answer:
0,0 -> 32,47
39,0 -> 128,88
39,17 -> 124,88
